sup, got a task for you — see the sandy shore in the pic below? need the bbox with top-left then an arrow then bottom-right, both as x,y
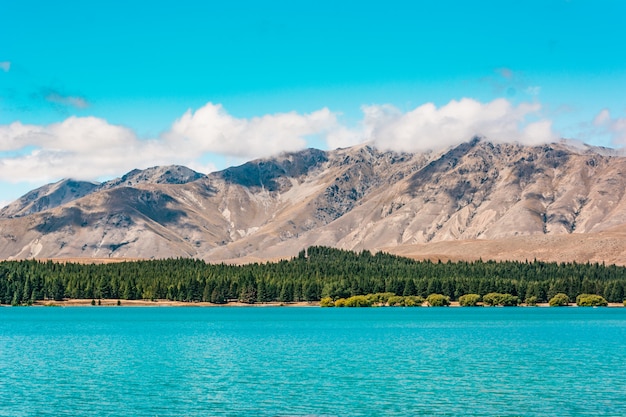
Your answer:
31,299 -> 320,307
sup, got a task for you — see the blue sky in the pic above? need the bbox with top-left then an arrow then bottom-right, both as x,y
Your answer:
1,0 -> 625,205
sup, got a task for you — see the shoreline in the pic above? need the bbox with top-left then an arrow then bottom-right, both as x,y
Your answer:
27,299 -> 321,307
2,299 -> 623,307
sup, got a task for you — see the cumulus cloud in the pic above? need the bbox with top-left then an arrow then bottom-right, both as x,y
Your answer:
326,98 -> 558,152
0,99 -> 558,185
0,117 -> 157,183
0,61 -> 10,72
0,104 -> 339,184
163,103 -> 337,158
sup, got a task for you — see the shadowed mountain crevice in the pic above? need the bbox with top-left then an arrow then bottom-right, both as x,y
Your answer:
408,138 -> 480,197
215,148 -> 328,191
106,188 -> 188,226
34,207 -> 89,234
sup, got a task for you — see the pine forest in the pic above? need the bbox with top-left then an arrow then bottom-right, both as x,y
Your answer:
2,247 -> 626,306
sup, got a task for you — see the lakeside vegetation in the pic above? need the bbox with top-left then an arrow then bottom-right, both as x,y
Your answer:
1,246 -> 625,306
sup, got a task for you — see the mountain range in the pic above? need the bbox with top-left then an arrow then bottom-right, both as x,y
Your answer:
1,139 -> 626,265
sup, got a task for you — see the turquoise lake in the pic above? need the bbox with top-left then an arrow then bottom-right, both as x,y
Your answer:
1,307 -> 625,416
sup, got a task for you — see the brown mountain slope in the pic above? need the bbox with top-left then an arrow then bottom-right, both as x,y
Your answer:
0,179 -> 100,218
385,224 -> 626,266
1,139 -> 625,264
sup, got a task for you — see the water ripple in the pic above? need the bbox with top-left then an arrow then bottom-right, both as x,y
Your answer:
1,307 -> 625,416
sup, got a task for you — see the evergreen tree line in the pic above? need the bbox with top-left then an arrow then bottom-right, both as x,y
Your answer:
1,246 -> 626,305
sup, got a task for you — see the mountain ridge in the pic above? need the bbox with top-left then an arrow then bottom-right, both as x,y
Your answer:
1,139 -> 626,264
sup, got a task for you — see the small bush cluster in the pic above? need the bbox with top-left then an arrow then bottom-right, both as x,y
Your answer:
458,294 -> 481,307
320,293 -> 427,307
524,296 -> 538,306
320,297 -> 335,307
576,294 -> 608,307
388,295 -> 425,306
482,292 -> 519,306
323,292 -> 528,307
365,292 -> 396,304
426,294 -> 450,307
333,296 -> 368,307
320,291 -> 621,308
549,293 -> 570,307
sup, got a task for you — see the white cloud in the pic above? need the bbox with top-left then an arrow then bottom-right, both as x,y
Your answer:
0,61 -> 10,72
593,109 -> 626,145
0,122 -> 44,151
0,99 -> 559,186
327,98 -> 558,152
163,103 -> 337,158
0,104 -> 339,184
0,117 -> 160,183
186,161 -> 218,176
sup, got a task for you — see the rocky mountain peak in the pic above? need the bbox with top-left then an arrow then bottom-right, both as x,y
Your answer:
0,178 -> 99,219
104,165 -> 207,188
213,148 -> 328,192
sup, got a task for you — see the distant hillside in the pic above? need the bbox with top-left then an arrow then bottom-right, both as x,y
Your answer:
1,139 -> 626,264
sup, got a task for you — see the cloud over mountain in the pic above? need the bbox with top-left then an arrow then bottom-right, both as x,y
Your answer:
0,98 -> 558,185
326,98 -> 558,152
0,117 -> 149,183
162,103 -> 337,158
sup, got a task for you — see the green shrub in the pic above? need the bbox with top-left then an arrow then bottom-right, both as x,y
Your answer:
387,295 -> 405,306
426,293 -> 450,307
334,298 -> 347,307
377,292 -> 396,304
504,295 -> 519,306
458,294 -> 481,307
576,294 -> 608,307
524,296 -> 538,306
483,293 -> 519,306
320,297 -> 335,307
549,293 -> 570,307
344,295 -> 372,307
404,295 -> 425,307
365,293 -> 379,304
366,292 -> 395,304
482,293 -> 499,306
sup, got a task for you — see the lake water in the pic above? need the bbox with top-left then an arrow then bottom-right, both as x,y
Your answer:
1,307 -> 625,416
